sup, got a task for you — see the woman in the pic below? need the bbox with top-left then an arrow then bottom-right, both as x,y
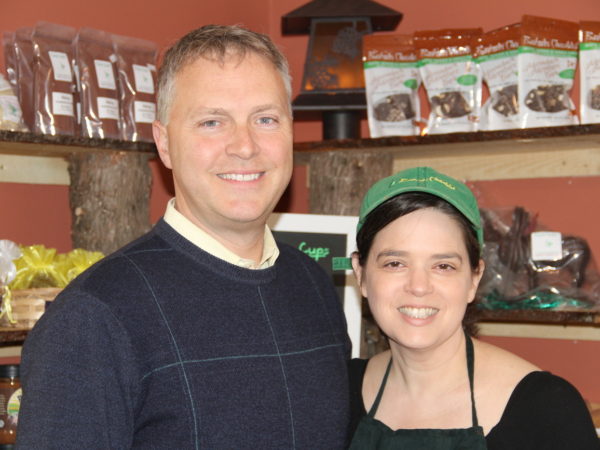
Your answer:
347,167 -> 598,449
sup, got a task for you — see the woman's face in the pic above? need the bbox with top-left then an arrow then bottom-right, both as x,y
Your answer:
352,208 -> 483,351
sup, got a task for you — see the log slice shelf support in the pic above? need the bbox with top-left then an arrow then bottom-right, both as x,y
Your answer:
0,130 -> 157,255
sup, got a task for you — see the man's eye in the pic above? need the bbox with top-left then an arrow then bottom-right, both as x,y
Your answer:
257,116 -> 277,125
200,119 -> 219,128
437,263 -> 456,271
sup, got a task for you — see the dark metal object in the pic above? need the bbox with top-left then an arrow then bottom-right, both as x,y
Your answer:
281,0 -> 402,35
323,110 -> 361,140
282,0 -> 402,140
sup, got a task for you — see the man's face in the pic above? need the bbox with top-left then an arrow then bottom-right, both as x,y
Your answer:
154,52 -> 293,238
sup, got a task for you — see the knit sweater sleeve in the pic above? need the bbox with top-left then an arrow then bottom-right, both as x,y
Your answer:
486,371 -> 600,449
16,290 -> 140,449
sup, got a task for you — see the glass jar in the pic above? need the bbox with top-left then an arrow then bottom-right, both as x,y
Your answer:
0,365 -> 20,445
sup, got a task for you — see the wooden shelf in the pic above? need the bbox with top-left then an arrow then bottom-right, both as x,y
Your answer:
294,123 -> 600,181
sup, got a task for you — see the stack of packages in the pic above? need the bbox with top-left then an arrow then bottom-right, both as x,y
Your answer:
2,22 -> 158,142
363,15 -> 593,137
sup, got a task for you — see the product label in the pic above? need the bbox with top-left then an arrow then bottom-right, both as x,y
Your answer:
52,92 -> 74,116
134,100 -> 156,123
133,64 -> 154,94
0,95 -> 24,124
531,231 -> 563,261
94,59 -> 116,90
7,388 -> 21,423
97,97 -> 119,120
48,51 -> 72,82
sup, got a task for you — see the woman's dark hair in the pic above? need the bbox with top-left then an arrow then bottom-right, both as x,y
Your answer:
355,191 -> 482,336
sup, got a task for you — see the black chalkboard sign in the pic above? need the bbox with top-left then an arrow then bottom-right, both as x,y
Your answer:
268,213 -> 361,357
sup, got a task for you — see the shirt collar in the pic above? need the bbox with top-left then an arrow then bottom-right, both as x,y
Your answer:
163,198 -> 279,269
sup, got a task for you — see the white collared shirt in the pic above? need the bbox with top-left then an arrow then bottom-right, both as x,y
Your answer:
163,198 -> 279,269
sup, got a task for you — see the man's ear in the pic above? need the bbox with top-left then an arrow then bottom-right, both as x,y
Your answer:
153,120 -> 172,169
351,253 -> 368,299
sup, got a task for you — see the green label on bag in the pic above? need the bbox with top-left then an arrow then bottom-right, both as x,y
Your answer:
457,74 -> 478,86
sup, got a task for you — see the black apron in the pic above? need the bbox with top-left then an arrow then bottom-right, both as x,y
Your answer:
348,335 -> 487,449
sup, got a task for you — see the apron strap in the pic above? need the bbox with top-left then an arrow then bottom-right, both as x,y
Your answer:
366,358 -> 393,417
366,335 -> 480,427
465,334 -> 479,428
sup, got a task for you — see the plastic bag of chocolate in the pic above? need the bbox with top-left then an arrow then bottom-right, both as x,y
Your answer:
363,34 -> 420,137
478,206 -> 600,310
74,27 -> 121,139
579,21 -> 600,124
112,34 -> 158,142
13,27 -> 35,131
517,15 -> 579,128
476,24 -> 520,130
414,28 -> 482,134
32,22 -> 78,136
0,74 -> 28,132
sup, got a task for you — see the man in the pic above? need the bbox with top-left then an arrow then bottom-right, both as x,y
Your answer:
16,25 -> 350,449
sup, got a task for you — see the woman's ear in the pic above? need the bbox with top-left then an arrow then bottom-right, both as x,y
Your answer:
351,253 -> 368,298
467,258 -> 485,304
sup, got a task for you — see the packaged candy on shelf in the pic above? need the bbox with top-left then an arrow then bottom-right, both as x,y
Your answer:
75,27 -> 121,139
414,28 -> 483,134
363,34 -> 421,137
579,21 -> 600,125
517,15 -> 579,128
478,206 -> 600,311
476,23 -> 521,131
32,21 -> 78,136
112,34 -> 158,142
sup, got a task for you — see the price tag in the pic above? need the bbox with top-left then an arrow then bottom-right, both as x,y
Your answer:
530,231 -> 562,261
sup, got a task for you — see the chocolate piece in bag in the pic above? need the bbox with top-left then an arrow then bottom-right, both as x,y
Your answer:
430,91 -> 471,118
32,22 -> 78,136
75,27 -> 120,139
113,34 -> 158,142
524,84 -> 569,113
13,27 -> 35,131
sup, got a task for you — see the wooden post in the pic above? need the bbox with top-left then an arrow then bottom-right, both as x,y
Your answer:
307,150 -> 394,216
68,151 -> 152,255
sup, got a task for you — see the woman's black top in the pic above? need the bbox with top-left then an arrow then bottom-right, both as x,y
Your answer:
348,359 -> 600,449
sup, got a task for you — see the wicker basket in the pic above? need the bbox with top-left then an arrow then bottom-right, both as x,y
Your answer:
3,287 -> 62,329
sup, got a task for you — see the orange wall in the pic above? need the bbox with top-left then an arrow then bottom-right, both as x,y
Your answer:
1,0 -> 599,404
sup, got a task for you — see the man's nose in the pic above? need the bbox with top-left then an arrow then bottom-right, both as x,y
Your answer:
226,125 -> 259,159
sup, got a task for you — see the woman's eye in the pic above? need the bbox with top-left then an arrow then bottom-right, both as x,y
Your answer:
383,260 -> 403,269
437,263 -> 456,271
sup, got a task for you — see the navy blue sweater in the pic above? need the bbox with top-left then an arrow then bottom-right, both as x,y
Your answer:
17,220 -> 351,449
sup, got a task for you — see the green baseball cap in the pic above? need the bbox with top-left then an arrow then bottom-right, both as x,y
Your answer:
332,166 -> 483,271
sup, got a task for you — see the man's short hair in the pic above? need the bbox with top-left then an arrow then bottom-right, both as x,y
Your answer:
156,24 -> 292,124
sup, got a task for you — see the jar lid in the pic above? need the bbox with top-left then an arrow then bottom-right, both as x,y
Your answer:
0,364 -> 19,378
